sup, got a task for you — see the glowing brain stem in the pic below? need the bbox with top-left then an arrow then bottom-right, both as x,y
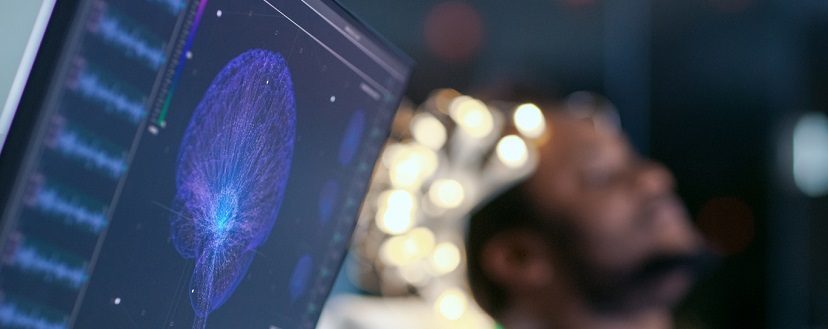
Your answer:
170,49 -> 296,328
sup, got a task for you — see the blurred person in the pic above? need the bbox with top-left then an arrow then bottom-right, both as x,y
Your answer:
466,108 -> 715,329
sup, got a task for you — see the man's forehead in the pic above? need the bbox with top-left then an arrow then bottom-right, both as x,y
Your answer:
544,112 -> 627,162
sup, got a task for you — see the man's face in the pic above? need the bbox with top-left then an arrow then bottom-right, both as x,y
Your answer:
523,113 -> 707,313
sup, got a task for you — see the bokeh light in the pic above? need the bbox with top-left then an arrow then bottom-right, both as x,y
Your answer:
513,103 -> 546,138
379,235 -> 408,267
423,1 -> 484,62
496,135 -> 529,168
406,227 -> 436,258
428,179 -> 465,209
449,96 -> 493,138
793,112 -> 828,197
431,242 -> 461,275
376,189 -> 416,235
388,144 -> 439,189
435,288 -> 468,320
345,90 -> 547,328
697,196 -> 755,256
411,113 -> 447,150
378,227 -> 436,267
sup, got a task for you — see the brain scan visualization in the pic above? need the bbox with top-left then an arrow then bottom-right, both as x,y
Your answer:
170,49 -> 296,328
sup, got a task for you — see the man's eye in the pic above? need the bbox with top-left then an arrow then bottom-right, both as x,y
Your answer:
582,169 -> 613,187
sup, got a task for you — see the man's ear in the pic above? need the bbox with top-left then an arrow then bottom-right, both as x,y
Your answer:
480,230 -> 554,291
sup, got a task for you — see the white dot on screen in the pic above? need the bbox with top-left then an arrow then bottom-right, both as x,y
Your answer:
217,10 -> 222,17
114,298 -> 121,305
330,96 -> 336,102
186,51 -> 192,59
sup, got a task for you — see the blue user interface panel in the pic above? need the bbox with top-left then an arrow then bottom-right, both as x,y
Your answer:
0,0 -> 410,328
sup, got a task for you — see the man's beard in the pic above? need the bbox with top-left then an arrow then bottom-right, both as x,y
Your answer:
541,213 -> 720,315
571,248 -> 719,315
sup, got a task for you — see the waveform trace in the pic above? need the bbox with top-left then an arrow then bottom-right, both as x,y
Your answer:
31,186 -> 108,234
7,244 -> 88,290
0,302 -> 67,329
89,6 -> 166,69
46,124 -> 127,179
72,68 -> 146,124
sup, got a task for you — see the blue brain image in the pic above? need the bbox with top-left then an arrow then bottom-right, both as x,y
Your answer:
170,49 -> 296,328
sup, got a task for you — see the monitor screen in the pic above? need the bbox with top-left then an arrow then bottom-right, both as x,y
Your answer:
0,0 -> 411,328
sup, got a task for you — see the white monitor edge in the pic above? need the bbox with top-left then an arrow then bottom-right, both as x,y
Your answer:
0,0 -> 58,156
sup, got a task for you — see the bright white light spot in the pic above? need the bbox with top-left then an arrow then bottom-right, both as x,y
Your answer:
379,228 -> 434,267
114,298 -> 121,305
330,96 -> 336,102
496,135 -> 528,168
410,113 -> 447,150
379,209 -> 413,235
379,236 -> 407,266
376,190 -> 416,235
216,10 -> 222,17
186,51 -> 193,59
388,144 -> 438,189
435,288 -> 467,320
428,179 -> 465,209
514,103 -> 546,138
405,227 -> 436,259
449,96 -> 493,138
432,242 -> 461,275
389,160 -> 421,188
793,112 -> 828,197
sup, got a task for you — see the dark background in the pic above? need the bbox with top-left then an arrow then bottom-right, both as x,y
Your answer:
335,0 -> 828,328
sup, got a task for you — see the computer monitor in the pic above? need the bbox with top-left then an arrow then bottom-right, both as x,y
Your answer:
0,0 -> 411,328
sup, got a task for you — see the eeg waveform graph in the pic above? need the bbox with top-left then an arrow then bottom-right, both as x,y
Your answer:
169,49 -> 296,329
24,175 -> 109,235
0,298 -> 67,329
88,2 -> 167,69
45,119 -> 127,180
68,63 -> 147,125
3,238 -> 88,290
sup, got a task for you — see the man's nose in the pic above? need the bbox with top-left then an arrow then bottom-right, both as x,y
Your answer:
634,160 -> 675,198
635,161 -> 702,254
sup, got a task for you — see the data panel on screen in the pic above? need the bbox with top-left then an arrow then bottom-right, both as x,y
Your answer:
0,0 -> 410,328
